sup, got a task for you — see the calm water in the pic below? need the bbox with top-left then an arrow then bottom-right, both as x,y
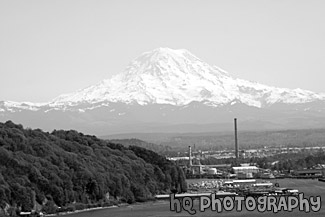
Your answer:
58,179 -> 325,217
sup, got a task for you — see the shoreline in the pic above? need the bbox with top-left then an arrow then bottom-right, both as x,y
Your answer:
44,201 -> 165,217
45,205 -> 121,216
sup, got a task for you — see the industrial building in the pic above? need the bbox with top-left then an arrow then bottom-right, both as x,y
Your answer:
232,166 -> 259,179
183,145 -> 232,177
294,169 -> 324,178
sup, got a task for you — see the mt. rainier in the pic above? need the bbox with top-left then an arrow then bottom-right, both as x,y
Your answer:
1,48 -> 325,134
51,47 -> 325,108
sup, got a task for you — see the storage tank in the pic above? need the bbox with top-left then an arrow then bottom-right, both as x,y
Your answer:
237,172 -> 253,179
208,168 -> 217,175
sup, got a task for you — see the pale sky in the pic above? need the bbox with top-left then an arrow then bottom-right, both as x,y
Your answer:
1,0 -> 324,103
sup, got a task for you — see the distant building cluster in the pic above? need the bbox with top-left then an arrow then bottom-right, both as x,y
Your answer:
168,145 -> 325,180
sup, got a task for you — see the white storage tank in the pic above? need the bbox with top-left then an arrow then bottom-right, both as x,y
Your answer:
208,168 -> 217,175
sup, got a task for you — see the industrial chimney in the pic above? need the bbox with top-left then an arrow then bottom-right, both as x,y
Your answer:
234,118 -> 239,160
188,146 -> 192,166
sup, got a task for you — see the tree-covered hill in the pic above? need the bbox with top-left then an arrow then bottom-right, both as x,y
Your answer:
0,121 -> 187,213
107,128 -> 325,152
108,138 -> 173,155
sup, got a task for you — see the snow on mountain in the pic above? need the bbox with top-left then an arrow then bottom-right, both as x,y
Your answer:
0,101 -> 45,112
49,47 -> 325,108
2,47 -> 325,134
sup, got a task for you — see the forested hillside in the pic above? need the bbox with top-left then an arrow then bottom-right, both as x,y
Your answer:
0,121 -> 187,214
108,138 -> 172,155
109,129 -> 325,152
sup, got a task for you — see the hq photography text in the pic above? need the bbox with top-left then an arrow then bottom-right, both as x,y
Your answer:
169,193 -> 321,215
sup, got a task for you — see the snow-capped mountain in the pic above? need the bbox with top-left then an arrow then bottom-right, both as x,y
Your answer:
50,47 -> 325,108
1,47 -> 325,135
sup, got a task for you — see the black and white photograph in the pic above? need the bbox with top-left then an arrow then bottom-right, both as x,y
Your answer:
0,0 -> 324,216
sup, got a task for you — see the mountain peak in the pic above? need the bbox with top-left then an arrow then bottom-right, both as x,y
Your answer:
3,48 -> 325,135
130,47 -> 201,68
151,47 -> 190,55
48,48 -> 325,107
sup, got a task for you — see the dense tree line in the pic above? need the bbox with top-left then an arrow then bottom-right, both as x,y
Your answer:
0,121 -> 187,214
145,129 -> 325,152
109,138 -> 173,155
268,150 -> 325,171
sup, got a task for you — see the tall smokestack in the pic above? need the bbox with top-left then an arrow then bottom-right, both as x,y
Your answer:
188,146 -> 192,166
234,118 -> 239,160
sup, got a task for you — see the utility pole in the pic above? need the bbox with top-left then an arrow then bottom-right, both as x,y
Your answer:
234,118 -> 239,162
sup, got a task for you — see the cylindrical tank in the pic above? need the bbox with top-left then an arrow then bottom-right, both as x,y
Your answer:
208,168 -> 217,175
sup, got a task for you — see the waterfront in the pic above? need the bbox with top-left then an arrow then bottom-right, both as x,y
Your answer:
60,179 -> 325,217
